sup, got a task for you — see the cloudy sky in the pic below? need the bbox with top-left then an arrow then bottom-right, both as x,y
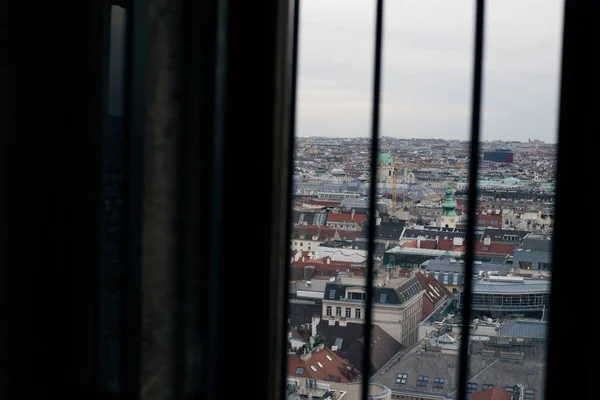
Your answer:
296,0 -> 564,142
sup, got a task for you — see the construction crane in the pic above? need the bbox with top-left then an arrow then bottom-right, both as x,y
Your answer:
392,155 -> 397,213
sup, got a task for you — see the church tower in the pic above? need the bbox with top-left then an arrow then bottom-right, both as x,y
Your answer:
437,185 -> 459,228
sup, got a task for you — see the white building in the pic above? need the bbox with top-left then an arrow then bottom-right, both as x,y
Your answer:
321,271 -> 425,347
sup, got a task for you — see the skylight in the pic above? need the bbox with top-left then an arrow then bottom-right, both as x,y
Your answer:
417,376 -> 429,387
317,362 -> 324,368
310,365 -> 317,372
326,355 -> 332,361
396,373 -> 408,384
433,377 -> 445,389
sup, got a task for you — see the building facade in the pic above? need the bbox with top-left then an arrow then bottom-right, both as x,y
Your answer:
321,273 -> 425,347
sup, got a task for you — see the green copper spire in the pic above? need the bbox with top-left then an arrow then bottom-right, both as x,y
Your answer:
441,186 -> 457,217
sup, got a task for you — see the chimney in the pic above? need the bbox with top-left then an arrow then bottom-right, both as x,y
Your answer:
453,237 -> 464,246
417,238 -> 421,248
351,209 -> 355,220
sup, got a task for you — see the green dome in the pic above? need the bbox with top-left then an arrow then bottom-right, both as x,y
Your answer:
441,186 -> 457,217
378,152 -> 393,166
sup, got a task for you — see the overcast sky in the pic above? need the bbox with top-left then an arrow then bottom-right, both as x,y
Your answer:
296,0 -> 564,142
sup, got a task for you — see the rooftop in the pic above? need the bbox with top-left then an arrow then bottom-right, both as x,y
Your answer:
499,320 -> 548,340
471,277 -> 551,294
375,341 -> 547,399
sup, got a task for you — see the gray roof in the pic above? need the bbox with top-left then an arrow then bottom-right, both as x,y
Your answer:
520,235 -> 553,252
402,228 -> 479,241
481,228 -> 531,242
288,300 -> 322,328
424,259 -> 512,275
324,277 -> 423,306
374,341 -> 546,399
500,320 -> 548,340
340,198 -> 369,209
296,280 -> 328,293
341,325 -> 405,376
471,279 -> 551,294
359,222 -> 406,240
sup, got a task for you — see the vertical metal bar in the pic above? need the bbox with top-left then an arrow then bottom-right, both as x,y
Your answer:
458,1 -> 485,399
280,0 -> 300,398
205,0 -> 229,399
362,0 -> 384,398
122,0 -> 148,398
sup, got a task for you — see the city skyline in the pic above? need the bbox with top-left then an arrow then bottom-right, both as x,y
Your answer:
296,0 -> 564,143
296,136 -> 551,144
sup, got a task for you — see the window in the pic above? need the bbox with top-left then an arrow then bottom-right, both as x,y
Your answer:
505,386 -> 515,393
525,389 -> 535,400
296,367 -> 304,375
329,290 -> 335,299
326,306 -> 332,316
351,292 -> 366,300
282,1 -> 565,399
482,384 -> 494,390
396,373 -> 408,384
335,306 -> 341,316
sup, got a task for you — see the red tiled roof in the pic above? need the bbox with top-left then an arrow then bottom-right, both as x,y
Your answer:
291,225 -> 361,241
422,295 -> 435,320
403,240 -> 418,248
477,214 -> 503,221
436,239 -> 466,252
470,388 -> 512,400
475,241 -> 516,256
415,272 -> 451,319
302,199 -> 341,207
287,347 -> 360,383
326,213 -> 368,224
418,240 -> 437,250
